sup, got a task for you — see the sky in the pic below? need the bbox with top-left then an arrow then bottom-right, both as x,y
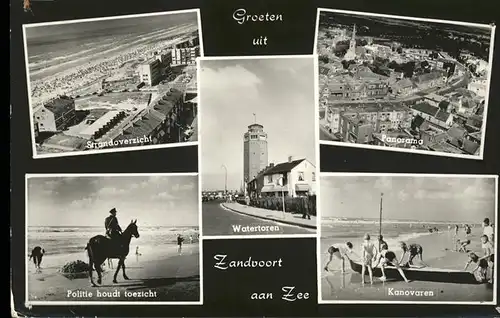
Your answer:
199,57 -> 317,191
25,11 -> 197,41
320,175 -> 497,223
27,175 -> 199,227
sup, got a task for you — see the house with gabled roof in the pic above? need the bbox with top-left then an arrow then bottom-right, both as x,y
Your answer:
257,157 -> 317,198
412,102 -> 453,129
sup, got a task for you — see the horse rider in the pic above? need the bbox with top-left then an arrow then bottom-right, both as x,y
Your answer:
105,208 -> 123,243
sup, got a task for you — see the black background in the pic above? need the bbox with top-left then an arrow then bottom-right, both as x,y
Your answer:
10,0 -> 499,316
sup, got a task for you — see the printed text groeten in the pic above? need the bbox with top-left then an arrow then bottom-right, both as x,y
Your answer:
232,8 -> 283,46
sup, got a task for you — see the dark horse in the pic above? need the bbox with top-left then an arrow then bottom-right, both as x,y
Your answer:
85,219 -> 139,287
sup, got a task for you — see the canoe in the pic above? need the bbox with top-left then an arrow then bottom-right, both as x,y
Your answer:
349,260 -> 482,284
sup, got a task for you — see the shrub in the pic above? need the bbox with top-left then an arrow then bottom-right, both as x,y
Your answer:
249,195 -> 317,216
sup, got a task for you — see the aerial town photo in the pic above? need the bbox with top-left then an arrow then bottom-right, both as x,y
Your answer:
23,10 -> 202,158
316,9 -> 495,159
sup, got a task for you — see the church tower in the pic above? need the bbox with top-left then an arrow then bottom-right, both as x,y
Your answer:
343,24 -> 357,61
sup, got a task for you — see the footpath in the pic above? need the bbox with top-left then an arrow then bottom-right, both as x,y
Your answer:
221,202 -> 317,230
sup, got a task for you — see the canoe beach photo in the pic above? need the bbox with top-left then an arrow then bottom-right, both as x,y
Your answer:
25,173 -> 202,305
318,173 -> 497,304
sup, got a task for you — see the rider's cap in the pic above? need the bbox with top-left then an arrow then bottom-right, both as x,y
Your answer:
110,208 -> 117,214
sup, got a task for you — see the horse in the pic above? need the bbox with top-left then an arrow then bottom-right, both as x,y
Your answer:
29,246 -> 45,272
85,219 -> 139,287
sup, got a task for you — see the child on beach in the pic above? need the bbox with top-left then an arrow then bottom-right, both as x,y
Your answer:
480,235 -> 494,282
483,218 -> 494,245
177,234 -> 184,255
324,242 -> 356,273
378,235 -> 388,250
464,224 -> 472,237
399,242 -> 427,267
458,239 -> 471,253
373,243 -> 410,283
464,252 -> 489,282
361,233 -> 376,285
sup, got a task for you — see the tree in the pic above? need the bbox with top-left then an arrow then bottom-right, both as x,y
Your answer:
388,60 -> 399,70
319,55 -> 329,64
402,62 -> 416,78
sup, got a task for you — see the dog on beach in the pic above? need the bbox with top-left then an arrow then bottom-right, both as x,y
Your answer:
29,246 -> 45,272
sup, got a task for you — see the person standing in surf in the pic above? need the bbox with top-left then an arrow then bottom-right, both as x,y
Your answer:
464,224 -> 472,237
324,242 -> 356,273
361,233 -> 376,285
177,234 -> 184,255
373,243 -> 410,283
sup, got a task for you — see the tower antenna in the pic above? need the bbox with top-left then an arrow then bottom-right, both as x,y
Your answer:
253,113 -> 256,124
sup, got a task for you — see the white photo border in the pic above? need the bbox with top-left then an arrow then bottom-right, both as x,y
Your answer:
316,172 -> 499,305
22,8 -> 205,159
313,8 -> 496,161
197,54 -> 321,240
24,172 -> 204,306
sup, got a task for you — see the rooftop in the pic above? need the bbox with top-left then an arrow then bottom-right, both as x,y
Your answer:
119,112 -> 164,140
79,110 -> 122,137
425,93 -> 447,102
162,88 -> 183,104
43,96 -> 75,116
413,102 -> 439,117
263,158 -> 308,176
337,101 -> 410,114
428,141 -> 465,154
153,100 -> 175,116
435,109 -> 452,122
448,137 -> 480,155
447,126 -> 467,139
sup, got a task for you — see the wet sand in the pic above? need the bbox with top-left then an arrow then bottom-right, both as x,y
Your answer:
27,244 -> 200,302
321,230 -> 495,302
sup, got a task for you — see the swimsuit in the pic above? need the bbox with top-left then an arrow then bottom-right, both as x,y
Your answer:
362,242 -> 375,265
408,244 -> 423,255
328,245 -> 343,259
328,245 -> 339,254
380,250 -> 396,266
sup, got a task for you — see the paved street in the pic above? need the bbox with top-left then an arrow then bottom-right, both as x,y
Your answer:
202,201 -> 314,236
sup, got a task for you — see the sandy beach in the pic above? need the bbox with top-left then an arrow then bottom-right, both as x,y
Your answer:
27,243 -> 200,302
320,227 -> 495,302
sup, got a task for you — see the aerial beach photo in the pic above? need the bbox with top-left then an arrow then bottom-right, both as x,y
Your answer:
25,173 -> 201,305
315,9 -> 495,159
319,173 -> 497,304
23,9 -> 202,158
198,56 -> 319,238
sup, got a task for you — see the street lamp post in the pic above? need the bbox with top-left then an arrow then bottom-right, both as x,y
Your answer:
221,165 -> 227,201
277,176 -> 286,219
